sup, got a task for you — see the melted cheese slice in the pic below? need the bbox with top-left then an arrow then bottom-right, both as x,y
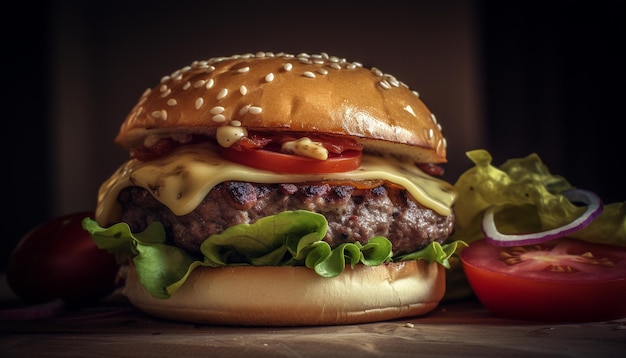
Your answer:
96,143 -> 456,225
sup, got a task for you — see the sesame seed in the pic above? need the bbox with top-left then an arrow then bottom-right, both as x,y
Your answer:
212,114 -> 226,122
283,63 -> 293,71
303,71 -> 316,78
265,73 -> 275,82
237,67 -> 250,73
210,106 -> 224,114
160,88 -> 171,97
197,63 -> 215,72
141,88 -> 151,97
230,120 -> 242,127
195,97 -> 204,110
403,104 -> 416,117
160,76 -> 170,84
317,68 -> 328,75
183,81 -> 191,90
160,84 -> 168,92
378,80 -> 391,90
412,90 -> 420,97
428,128 -> 434,139
167,99 -> 178,106
248,106 -> 262,114
430,113 -> 438,124
239,104 -> 251,115
151,110 -> 167,120
193,80 -> 206,88
240,85 -> 247,95
371,67 -> 383,77
209,57 -> 226,64
205,78 -> 214,89
330,63 -> 341,70
217,88 -> 228,100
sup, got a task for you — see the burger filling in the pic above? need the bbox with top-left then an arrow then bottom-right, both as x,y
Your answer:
85,141 -> 462,298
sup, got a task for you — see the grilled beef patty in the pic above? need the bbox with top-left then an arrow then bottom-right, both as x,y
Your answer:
118,181 -> 455,257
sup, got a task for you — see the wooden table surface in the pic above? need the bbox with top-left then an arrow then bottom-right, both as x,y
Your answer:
1,276 -> 625,357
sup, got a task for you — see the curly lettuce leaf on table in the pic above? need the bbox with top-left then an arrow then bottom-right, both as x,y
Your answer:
450,149 -> 625,246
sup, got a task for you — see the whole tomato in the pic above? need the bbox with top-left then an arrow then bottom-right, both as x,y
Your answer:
6,211 -> 119,306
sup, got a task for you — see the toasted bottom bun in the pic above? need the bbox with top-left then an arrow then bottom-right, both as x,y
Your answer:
123,260 -> 445,326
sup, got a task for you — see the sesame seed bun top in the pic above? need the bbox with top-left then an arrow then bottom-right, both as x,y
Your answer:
116,52 -> 448,164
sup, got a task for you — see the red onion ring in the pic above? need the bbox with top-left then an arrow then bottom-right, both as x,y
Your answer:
482,189 -> 603,247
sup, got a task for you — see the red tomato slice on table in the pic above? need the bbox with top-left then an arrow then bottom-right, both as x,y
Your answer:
460,237 -> 626,322
219,147 -> 362,174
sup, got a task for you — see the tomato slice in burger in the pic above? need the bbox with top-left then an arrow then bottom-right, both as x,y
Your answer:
218,133 -> 363,174
219,146 -> 362,174
460,237 -> 626,322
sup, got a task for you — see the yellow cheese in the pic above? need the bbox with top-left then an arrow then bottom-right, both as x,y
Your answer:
96,143 -> 456,225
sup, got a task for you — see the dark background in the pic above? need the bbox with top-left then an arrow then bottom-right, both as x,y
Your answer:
3,1 -> 624,270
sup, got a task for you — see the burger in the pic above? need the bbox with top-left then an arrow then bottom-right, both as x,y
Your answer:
82,51 -> 461,326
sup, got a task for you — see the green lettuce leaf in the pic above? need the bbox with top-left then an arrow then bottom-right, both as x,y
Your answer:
450,149 -> 626,246
82,219 -> 198,298
200,210 -> 327,267
397,239 -> 466,269
83,210 -> 462,299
